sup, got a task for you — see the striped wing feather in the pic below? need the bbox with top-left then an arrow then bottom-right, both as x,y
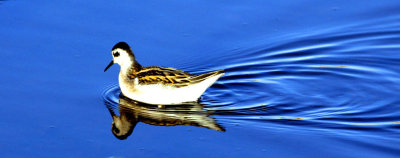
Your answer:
134,67 -> 224,88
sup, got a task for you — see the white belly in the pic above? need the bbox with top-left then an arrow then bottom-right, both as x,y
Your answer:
119,74 -> 223,105
123,84 -> 200,104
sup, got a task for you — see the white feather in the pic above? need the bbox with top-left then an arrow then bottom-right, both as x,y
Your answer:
120,73 -> 224,104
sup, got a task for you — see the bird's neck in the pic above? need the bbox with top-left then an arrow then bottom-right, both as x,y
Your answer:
120,59 -> 141,76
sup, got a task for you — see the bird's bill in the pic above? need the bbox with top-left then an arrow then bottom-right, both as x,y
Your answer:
104,60 -> 114,72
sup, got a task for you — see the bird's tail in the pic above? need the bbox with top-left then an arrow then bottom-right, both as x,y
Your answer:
190,70 -> 225,84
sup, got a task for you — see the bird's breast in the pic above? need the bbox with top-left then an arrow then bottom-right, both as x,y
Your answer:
119,74 -> 138,95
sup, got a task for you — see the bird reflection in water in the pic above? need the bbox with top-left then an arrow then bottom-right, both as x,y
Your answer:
105,95 -> 225,140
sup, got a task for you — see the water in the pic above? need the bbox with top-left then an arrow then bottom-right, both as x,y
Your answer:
1,0 -> 400,157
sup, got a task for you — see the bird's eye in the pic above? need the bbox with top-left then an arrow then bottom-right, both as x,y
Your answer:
113,51 -> 120,57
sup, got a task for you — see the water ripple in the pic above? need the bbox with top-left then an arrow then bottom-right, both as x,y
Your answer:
103,16 -> 400,134
201,17 -> 400,132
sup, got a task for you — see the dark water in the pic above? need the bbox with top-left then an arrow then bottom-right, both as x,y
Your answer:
1,1 -> 400,157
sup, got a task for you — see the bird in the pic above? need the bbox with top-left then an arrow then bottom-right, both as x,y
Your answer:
104,42 -> 225,105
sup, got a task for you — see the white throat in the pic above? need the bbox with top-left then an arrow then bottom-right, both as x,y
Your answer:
118,58 -> 134,75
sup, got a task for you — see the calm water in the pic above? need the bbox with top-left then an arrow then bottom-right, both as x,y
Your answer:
1,0 -> 400,157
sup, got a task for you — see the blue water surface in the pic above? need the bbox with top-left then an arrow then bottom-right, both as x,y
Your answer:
1,0 -> 400,157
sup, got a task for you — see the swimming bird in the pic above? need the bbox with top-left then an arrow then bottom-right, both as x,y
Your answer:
104,42 -> 225,105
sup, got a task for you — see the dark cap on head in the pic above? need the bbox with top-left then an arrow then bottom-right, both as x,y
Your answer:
112,42 -> 131,51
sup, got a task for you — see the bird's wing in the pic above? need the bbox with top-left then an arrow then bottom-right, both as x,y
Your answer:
134,67 -> 193,87
134,67 -> 224,88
